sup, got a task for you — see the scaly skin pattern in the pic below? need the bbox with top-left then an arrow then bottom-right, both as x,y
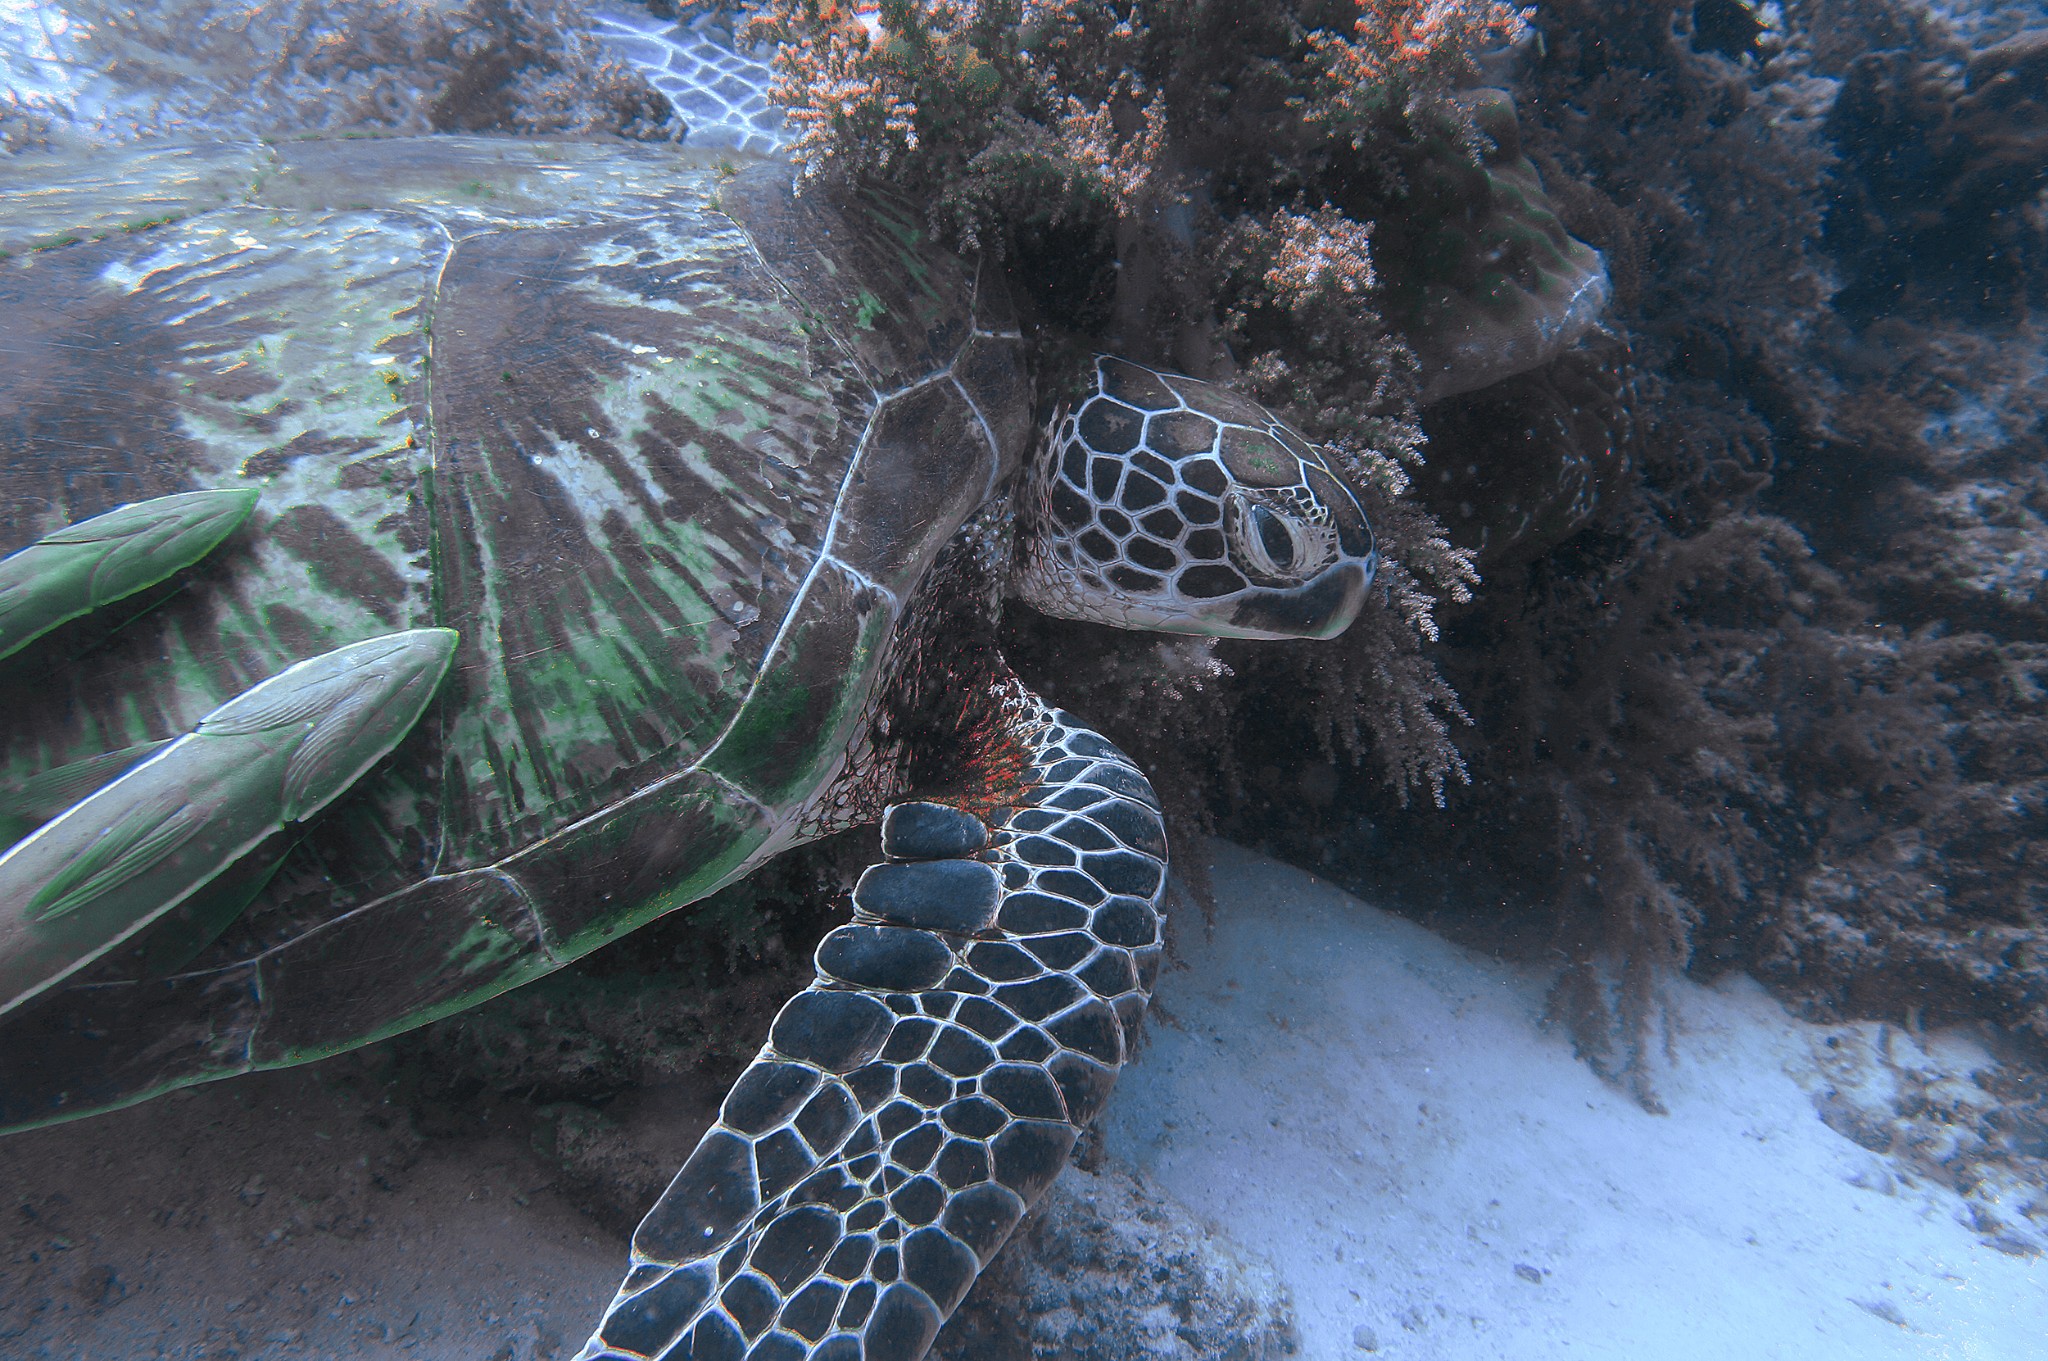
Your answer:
580,686 -> 1165,1361
562,348 -> 1374,1358
1016,356 -> 1377,641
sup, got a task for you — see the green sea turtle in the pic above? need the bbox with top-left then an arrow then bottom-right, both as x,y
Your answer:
0,16 -> 1378,1361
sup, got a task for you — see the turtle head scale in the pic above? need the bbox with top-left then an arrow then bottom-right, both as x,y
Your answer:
1014,355 -> 1378,641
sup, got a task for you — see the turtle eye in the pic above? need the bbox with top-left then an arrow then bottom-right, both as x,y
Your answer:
1252,505 -> 1294,570
1227,494 -> 1331,584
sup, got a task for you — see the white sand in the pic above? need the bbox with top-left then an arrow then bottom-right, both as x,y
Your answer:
1101,842 -> 2046,1359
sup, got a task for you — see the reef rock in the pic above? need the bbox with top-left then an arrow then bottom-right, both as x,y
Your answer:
1415,337 -> 1637,565
936,1160 -> 1300,1361
1827,29 -> 2048,320
1382,90 -> 1612,403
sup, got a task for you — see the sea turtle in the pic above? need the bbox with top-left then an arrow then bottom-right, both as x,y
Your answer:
0,25 -> 1378,1361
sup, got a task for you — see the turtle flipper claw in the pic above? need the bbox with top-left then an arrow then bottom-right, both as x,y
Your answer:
580,694 -> 1168,1361
0,628 -> 457,1016
0,489 -> 259,662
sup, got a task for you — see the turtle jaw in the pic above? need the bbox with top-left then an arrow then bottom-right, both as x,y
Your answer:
1221,554 -> 1375,640
1079,553 -> 1376,641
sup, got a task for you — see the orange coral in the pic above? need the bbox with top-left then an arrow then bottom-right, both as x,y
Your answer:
753,1 -> 1528,186
749,0 -> 1009,178
1255,205 -> 1379,306
1306,0 -> 1530,136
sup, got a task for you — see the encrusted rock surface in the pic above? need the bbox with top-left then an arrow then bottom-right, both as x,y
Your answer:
936,1159 -> 1300,1361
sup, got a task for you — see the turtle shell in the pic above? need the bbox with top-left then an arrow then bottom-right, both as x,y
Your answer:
0,136 -> 1031,1125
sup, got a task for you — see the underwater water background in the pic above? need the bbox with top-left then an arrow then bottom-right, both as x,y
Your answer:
0,0 -> 2045,1357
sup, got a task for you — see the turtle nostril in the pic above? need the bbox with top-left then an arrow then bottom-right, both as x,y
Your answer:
1252,505 -> 1295,571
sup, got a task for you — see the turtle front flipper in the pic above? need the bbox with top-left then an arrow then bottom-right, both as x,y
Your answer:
0,489 -> 259,662
0,629 -> 458,1017
580,691 -> 1167,1361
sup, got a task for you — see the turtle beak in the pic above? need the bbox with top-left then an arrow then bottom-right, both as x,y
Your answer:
1222,554 -> 1375,640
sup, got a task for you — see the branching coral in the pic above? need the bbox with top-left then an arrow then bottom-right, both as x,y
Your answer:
1244,0 -> 1827,1101
751,1 -> 1607,391
752,1 -> 1526,183
1304,0 -> 1532,132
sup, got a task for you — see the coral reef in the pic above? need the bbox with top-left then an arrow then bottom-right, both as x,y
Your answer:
847,0 -> 2044,1117
1257,0 -> 2048,1112
0,0 -> 678,148
741,1 -> 2043,1122
752,0 -> 1604,391
746,0 -> 1626,814
1825,26 -> 2048,321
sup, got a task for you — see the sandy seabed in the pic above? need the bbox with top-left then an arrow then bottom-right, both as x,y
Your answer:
3,842 -> 2041,1359
1105,844 -> 2045,1360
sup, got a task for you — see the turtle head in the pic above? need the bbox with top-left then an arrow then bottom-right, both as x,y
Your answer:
1014,356 -> 1377,640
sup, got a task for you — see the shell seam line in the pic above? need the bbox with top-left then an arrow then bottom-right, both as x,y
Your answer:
241,871 -> 551,1071
726,201 -> 884,393
682,361 -> 952,789
198,214 -> 962,951
689,199 -> 935,789
948,371 -> 1005,506
483,867 -> 559,963
98,872 -> 547,1077
822,553 -> 888,598
144,864 -> 559,992
473,754 -> 780,875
